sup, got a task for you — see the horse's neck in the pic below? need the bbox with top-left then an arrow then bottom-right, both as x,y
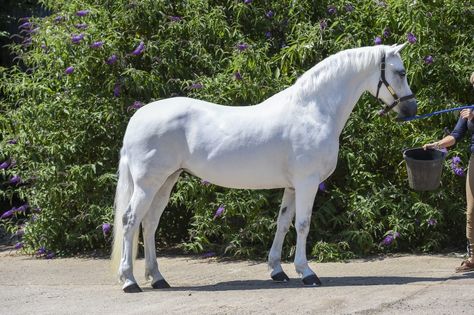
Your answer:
291,49 -> 381,136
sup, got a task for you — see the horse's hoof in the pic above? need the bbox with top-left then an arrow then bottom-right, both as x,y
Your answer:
123,283 -> 143,293
271,271 -> 290,282
302,274 -> 321,287
152,279 -> 171,289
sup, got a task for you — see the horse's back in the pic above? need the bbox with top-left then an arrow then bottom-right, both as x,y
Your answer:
122,96 -> 293,188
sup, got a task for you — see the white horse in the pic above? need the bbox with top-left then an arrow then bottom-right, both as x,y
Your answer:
111,44 -> 417,292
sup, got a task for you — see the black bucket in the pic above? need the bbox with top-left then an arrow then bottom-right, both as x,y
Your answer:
403,148 -> 446,191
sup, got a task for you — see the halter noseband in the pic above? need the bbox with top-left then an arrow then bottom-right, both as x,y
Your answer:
376,54 -> 415,115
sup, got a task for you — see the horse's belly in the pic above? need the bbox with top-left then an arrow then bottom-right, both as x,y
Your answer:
183,157 -> 291,189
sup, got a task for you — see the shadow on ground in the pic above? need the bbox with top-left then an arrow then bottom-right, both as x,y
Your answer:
145,273 -> 474,292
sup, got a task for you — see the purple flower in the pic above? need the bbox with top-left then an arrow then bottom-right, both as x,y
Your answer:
14,242 -> 23,250
214,205 -> 225,218
202,251 -> 216,258
327,6 -> 337,15
90,41 -> 103,49
37,246 -> 46,255
19,22 -> 32,29
381,234 -> 394,246
113,83 -> 120,97
265,31 -> 272,39
190,83 -> 203,89
71,33 -> 84,44
33,207 -> 42,213
7,139 -> 17,145
427,218 -> 437,226
318,182 -> 327,192
16,229 -> 24,236
407,32 -> 417,44
76,10 -> 90,17
450,156 -> 464,176
106,54 -> 118,65
201,179 -> 211,186
169,16 -> 182,22
102,223 -> 111,235
9,175 -> 21,185
265,10 -> 274,18
345,3 -> 355,12
75,23 -> 88,30
15,204 -> 28,213
393,231 -> 400,238
131,41 -> 145,56
234,72 -> 243,80
424,55 -> 434,64
236,43 -> 248,52
127,101 -> 144,111
1,210 -> 14,219
54,16 -> 64,23
244,0 -> 253,4
319,20 -> 328,30
0,160 -> 11,169
374,36 -> 382,45
45,252 -> 55,259
65,66 -> 74,75
383,27 -> 391,38
131,101 -> 143,109
454,167 -> 465,177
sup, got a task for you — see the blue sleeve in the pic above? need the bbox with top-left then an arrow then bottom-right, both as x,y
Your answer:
450,116 -> 468,142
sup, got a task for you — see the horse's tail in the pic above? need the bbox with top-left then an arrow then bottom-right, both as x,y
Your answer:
111,149 -> 138,279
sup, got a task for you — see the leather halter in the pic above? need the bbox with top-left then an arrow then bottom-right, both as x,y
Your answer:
376,54 -> 415,115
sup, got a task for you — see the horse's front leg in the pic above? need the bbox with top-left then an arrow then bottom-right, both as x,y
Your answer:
268,188 -> 295,282
294,176 -> 321,286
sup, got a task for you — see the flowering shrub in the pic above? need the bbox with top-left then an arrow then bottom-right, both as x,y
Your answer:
0,0 -> 473,260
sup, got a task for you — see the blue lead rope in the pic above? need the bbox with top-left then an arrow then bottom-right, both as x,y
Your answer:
399,104 -> 474,122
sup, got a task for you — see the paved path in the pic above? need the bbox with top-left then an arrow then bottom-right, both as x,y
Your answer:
1,249 -> 473,314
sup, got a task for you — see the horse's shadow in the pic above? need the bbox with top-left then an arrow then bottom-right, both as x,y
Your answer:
144,273 -> 474,292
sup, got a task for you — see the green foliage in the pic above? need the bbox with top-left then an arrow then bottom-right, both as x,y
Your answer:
0,0 -> 473,261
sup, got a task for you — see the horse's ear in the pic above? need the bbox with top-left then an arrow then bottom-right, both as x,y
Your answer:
390,42 -> 408,55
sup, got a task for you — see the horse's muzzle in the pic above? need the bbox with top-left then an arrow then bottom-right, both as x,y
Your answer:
397,99 -> 417,120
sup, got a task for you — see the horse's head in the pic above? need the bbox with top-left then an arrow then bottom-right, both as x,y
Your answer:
372,43 -> 417,120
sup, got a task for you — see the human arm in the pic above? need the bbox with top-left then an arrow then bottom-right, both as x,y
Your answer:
423,110 -> 472,150
423,135 -> 456,150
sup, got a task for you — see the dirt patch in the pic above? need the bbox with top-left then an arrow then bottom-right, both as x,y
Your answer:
1,252 -> 474,314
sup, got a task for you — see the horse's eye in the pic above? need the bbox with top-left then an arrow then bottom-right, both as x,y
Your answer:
398,70 -> 406,77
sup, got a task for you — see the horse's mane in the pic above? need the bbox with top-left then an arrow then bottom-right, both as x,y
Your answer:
292,46 -> 387,101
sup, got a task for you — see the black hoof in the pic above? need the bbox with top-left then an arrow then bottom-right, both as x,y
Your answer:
123,283 -> 143,293
302,274 -> 322,287
271,271 -> 290,282
152,279 -> 171,289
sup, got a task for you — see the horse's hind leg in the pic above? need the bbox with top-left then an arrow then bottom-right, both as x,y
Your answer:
268,188 -> 295,282
142,170 -> 181,289
120,176 -> 166,293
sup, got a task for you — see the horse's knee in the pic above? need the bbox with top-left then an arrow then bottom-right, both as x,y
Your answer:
296,219 -> 310,234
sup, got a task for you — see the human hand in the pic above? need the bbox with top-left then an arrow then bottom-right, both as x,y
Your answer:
423,142 -> 439,150
460,109 -> 474,120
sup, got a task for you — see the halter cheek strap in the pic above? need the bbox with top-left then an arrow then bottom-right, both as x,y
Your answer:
376,54 -> 415,115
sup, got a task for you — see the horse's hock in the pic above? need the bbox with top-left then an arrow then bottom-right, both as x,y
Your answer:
403,148 -> 446,191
